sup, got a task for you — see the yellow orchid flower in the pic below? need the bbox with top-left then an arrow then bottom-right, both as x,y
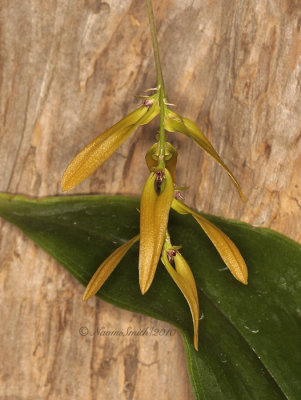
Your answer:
61,95 -> 160,191
83,234 -> 140,301
172,198 -> 248,285
61,0 -> 250,354
164,109 -> 245,201
139,168 -> 174,294
161,245 -> 199,350
82,167 -> 175,299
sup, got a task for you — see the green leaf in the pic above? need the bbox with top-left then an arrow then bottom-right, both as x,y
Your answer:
0,193 -> 300,400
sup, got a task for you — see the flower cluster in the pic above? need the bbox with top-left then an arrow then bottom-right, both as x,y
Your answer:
62,92 -> 247,350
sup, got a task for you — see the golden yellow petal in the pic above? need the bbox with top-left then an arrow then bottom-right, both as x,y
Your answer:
193,214 -> 248,284
139,102 -> 160,125
171,198 -> 191,215
165,110 -> 245,201
171,199 -> 248,284
62,124 -> 135,191
83,234 -> 140,301
139,168 -> 174,294
174,253 -> 198,300
161,251 -> 199,350
62,104 -> 159,191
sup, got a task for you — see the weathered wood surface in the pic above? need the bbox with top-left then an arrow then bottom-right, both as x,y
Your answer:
0,0 -> 300,398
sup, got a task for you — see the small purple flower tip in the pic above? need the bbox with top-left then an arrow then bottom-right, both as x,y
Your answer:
166,249 -> 178,264
142,99 -> 154,108
174,190 -> 184,200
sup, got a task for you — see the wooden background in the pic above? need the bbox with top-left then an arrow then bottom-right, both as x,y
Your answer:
1,0 -> 300,399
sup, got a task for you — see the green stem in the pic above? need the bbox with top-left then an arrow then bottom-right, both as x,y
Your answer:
164,229 -> 171,246
146,0 -> 166,167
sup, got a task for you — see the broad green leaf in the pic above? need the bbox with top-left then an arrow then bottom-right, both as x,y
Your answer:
0,193 -> 300,400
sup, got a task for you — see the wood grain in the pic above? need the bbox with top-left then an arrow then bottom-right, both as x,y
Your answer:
0,0 -> 300,399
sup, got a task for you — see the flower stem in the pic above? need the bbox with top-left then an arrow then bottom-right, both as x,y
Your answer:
146,0 -> 166,168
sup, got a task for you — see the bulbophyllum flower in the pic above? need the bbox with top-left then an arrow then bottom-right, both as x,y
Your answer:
161,243 -> 199,350
172,198 -> 248,285
83,234 -> 140,301
164,109 -> 245,201
139,168 -> 174,294
61,94 -> 159,191
82,167 -> 175,299
61,89 -> 248,351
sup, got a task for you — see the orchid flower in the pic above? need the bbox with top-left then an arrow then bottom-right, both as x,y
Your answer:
62,90 -> 248,350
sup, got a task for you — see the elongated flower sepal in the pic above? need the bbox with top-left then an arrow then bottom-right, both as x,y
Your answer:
164,109 -> 245,201
83,234 -> 140,301
172,199 -> 248,285
161,248 -> 199,350
62,95 -> 160,191
139,168 -> 174,294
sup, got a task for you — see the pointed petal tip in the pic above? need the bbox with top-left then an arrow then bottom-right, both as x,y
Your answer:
240,191 -> 246,203
234,262 -> 248,285
243,270 -> 248,284
83,286 -> 94,301
139,285 -> 147,295
235,272 -> 248,285
61,180 -> 67,192
61,175 -> 74,192
61,184 -> 69,192
82,292 -> 89,301
139,278 -> 151,295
